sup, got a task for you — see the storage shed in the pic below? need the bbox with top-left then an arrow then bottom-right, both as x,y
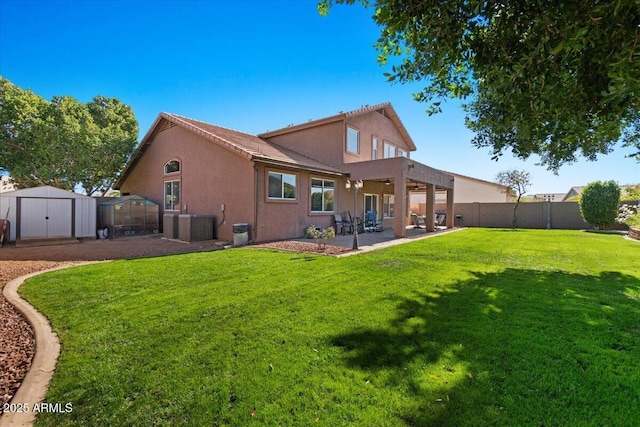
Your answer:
97,195 -> 159,237
0,185 -> 96,242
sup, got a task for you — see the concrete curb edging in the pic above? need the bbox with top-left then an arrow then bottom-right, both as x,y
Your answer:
1,263 -> 96,427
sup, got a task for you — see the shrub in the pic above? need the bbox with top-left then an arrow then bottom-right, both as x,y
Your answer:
618,204 -> 640,228
306,225 -> 336,250
579,181 -> 621,229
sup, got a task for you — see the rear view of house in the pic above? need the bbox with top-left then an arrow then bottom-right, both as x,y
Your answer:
115,103 -> 455,243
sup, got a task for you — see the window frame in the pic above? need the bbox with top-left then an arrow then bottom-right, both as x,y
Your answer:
268,171 -> 297,201
372,137 -> 379,160
164,179 -> 180,211
164,159 -> 181,175
397,148 -> 409,158
310,178 -> 336,213
383,142 -> 396,158
364,193 -> 379,215
383,193 -> 395,218
346,126 -> 360,154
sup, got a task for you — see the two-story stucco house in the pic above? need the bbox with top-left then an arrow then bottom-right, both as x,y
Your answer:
114,103 -> 454,243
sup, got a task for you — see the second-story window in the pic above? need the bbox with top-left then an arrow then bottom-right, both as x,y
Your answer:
347,127 -> 359,154
383,142 -> 395,158
164,159 -> 180,174
398,148 -> 408,158
372,137 -> 379,160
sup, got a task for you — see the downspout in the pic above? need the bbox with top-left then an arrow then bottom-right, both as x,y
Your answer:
250,162 -> 259,243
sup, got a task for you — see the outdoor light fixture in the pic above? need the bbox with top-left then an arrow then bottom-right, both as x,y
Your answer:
346,179 -> 363,250
385,179 -> 391,185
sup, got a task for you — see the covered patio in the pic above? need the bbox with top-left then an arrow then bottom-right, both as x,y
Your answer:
345,157 -> 455,239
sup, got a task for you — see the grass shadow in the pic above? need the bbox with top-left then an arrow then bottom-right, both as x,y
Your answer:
330,268 -> 640,426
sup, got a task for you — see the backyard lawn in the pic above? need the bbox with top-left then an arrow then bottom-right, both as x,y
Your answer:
19,229 -> 640,426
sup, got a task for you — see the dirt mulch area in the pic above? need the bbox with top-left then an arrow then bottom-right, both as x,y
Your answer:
0,234 -> 229,407
253,240 -> 352,256
0,234 -> 227,262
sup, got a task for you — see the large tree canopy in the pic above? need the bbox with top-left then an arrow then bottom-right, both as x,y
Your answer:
319,0 -> 640,171
0,77 -> 138,195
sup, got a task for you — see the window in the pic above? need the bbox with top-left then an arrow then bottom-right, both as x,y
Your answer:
383,142 -> 395,158
347,127 -> 359,154
383,194 -> 395,218
164,180 -> 180,210
268,171 -> 297,200
311,178 -> 335,212
372,137 -> 379,160
164,159 -> 180,174
397,149 -> 408,158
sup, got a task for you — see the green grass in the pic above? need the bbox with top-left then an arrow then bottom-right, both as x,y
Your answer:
20,229 -> 640,426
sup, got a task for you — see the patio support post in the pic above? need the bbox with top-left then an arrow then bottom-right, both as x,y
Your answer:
446,187 -> 455,228
393,169 -> 407,238
426,184 -> 435,232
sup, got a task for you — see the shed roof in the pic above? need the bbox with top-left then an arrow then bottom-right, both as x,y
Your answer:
0,185 -> 92,199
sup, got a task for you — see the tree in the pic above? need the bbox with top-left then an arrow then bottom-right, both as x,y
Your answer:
0,77 -> 138,195
319,0 -> 640,171
580,180 -> 621,229
495,169 -> 531,228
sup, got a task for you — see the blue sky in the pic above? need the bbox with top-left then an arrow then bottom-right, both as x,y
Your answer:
1,0 -> 637,194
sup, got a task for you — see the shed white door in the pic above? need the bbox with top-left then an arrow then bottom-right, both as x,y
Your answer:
20,198 -> 72,239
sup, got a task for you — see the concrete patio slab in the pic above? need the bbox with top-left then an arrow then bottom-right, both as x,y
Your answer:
327,225 -> 454,249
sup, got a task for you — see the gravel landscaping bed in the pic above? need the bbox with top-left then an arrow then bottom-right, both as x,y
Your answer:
1,261 -> 72,407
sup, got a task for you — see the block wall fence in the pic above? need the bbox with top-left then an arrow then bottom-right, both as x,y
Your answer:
420,202 -> 594,229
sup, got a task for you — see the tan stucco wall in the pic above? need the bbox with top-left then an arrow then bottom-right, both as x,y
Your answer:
446,202 -> 590,229
262,121 -> 345,168
346,112 -> 412,163
447,176 -> 507,203
119,124 -> 256,242
263,111 -> 414,168
254,164 -> 352,242
425,176 -> 508,204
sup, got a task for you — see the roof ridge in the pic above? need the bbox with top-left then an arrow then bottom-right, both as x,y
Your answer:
164,113 -> 261,157
344,102 -> 391,117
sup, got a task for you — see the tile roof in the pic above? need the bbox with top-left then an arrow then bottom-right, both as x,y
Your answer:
115,113 -> 346,188
167,114 -> 345,174
259,102 -> 416,151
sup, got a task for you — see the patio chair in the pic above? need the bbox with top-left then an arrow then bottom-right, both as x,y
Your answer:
411,213 -> 426,229
348,211 -> 364,234
334,214 -> 353,235
364,210 -> 383,232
